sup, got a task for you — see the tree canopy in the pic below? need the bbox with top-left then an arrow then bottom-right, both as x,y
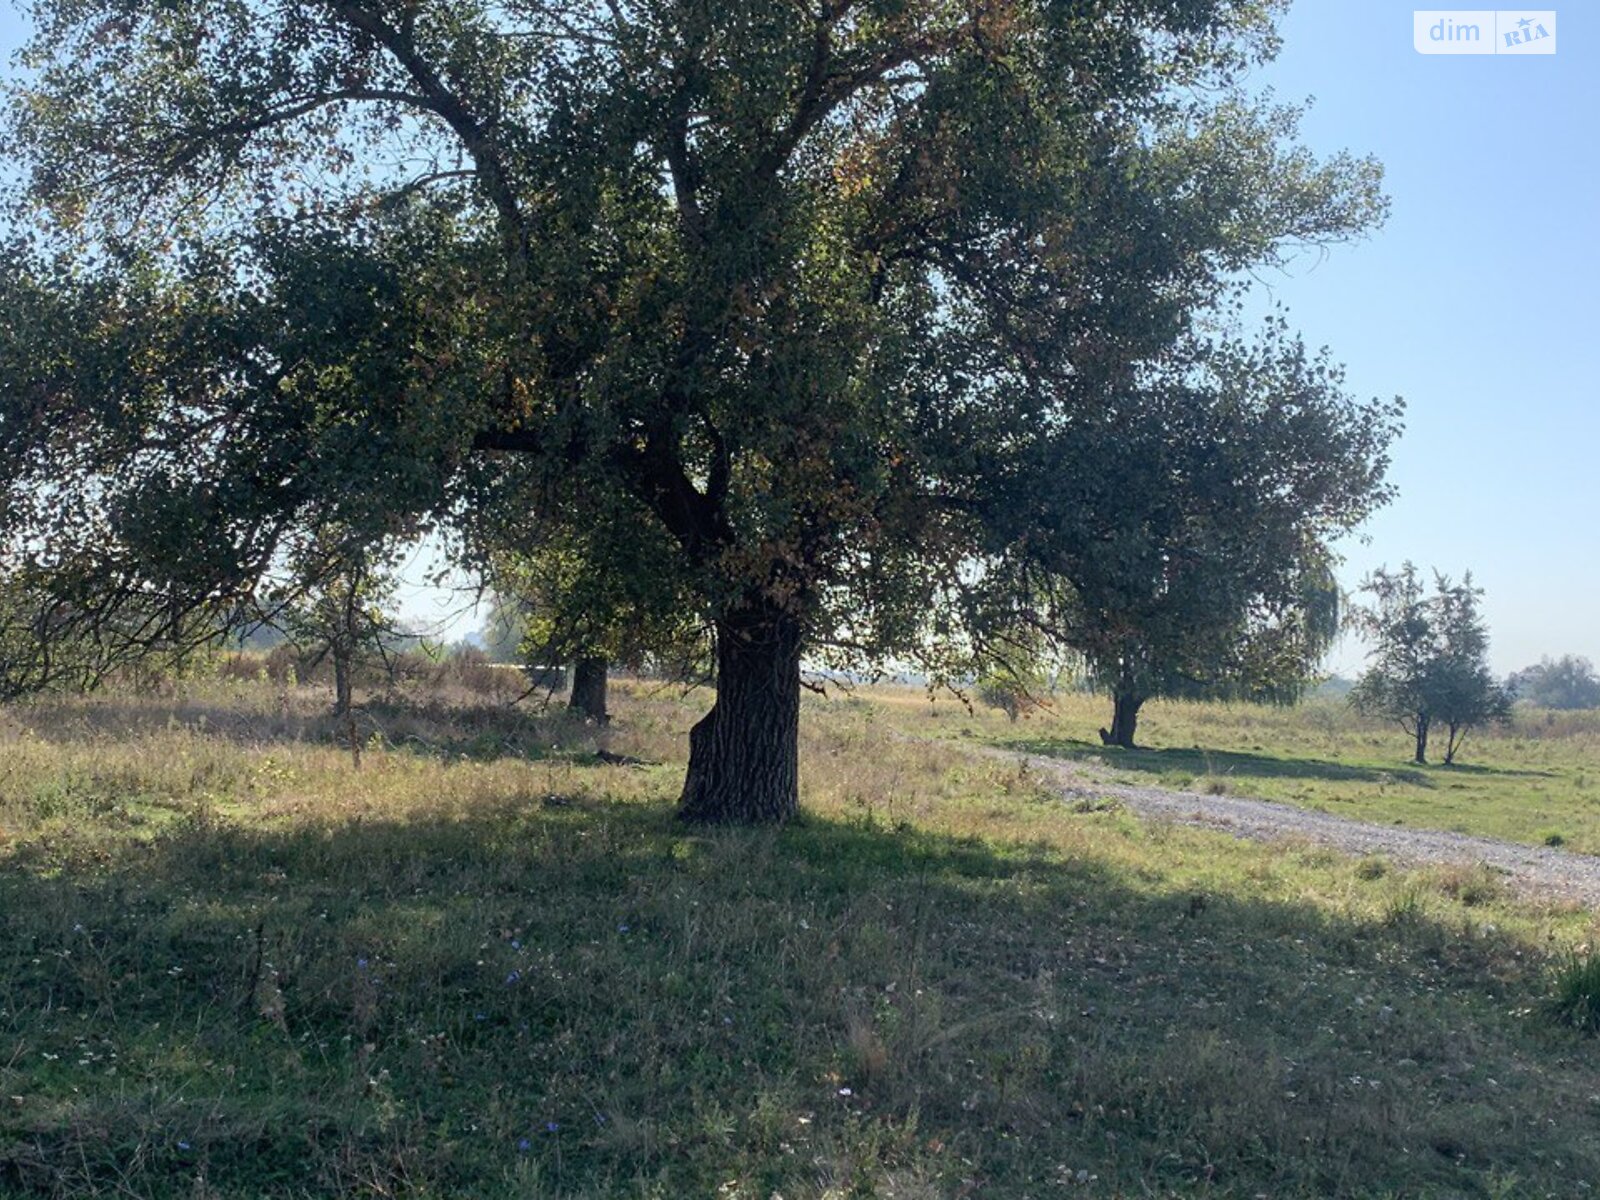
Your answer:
1,0 -> 1397,822
977,315 -> 1393,748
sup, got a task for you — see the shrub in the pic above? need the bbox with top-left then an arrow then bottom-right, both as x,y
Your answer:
1355,856 -> 1389,881
976,670 -> 1046,723
1544,951 -> 1600,1034
1432,864 -> 1505,908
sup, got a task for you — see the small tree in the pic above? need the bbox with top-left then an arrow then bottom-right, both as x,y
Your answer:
1350,565 -> 1510,765
1508,656 -> 1600,711
268,538 -> 401,717
976,659 -> 1053,723
465,464 -> 712,726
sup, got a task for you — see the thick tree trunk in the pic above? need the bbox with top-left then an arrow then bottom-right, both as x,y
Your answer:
1098,691 -> 1144,750
677,604 -> 802,825
332,645 -> 353,717
568,655 -> 610,724
1414,713 -> 1430,765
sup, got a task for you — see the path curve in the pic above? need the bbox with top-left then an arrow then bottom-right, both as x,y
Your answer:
998,746 -> 1600,907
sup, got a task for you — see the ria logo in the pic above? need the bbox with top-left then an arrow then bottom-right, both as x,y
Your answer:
1502,14 -> 1553,47
1413,10 -> 1557,54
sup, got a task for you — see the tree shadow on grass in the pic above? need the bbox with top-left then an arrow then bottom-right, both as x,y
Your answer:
0,795 -> 1592,1198
1007,737 -> 1557,787
0,694 -> 613,765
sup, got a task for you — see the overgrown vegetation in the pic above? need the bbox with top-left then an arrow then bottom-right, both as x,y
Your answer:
5,676 -> 1600,1197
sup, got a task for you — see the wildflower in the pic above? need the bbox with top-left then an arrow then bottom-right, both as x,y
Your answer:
505,970 -> 521,985
516,1138 -> 531,1153
356,958 -> 370,971
177,1141 -> 191,1152
474,1012 -> 487,1022
617,923 -> 630,934
510,940 -> 522,950
838,1087 -> 853,1097
545,1121 -> 560,1133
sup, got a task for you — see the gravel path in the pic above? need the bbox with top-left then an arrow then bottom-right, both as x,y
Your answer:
998,746 -> 1600,907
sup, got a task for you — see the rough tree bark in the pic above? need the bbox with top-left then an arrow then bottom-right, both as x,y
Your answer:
568,655 -> 610,725
1414,712 -> 1431,765
332,644 -> 353,717
677,603 -> 802,825
1098,691 -> 1145,750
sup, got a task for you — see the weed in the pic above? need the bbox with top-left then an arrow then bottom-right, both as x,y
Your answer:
1383,883 -> 1428,926
1433,864 -> 1507,908
1544,950 -> 1600,1034
1355,856 -> 1389,881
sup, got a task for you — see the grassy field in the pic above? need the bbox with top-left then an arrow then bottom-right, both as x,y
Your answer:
4,677 -> 1600,1197
893,688 -> 1600,856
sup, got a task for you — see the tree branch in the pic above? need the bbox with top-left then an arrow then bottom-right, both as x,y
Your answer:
330,2 -> 530,265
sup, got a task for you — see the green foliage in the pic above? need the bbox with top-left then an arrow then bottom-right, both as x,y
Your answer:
472,488 -> 710,681
1350,565 -> 1512,765
0,219 -> 486,670
1,0 -> 1395,818
1017,317 -> 1391,716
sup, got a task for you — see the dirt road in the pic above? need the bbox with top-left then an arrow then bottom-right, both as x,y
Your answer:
1004,746 -> 1600,907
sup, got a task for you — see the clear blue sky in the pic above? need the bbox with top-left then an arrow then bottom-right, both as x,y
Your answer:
2,4 -> 1592,674
1250,4 -> 1597,674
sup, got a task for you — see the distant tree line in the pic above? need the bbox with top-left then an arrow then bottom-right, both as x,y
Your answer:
1507,656 -> 1600,711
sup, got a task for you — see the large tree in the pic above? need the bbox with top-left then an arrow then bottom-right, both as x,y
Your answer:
2,0 -> 1391,823
983,318 -> 1395,749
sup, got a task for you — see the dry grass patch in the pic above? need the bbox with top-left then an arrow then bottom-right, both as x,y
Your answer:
1,679 -> 1598,1197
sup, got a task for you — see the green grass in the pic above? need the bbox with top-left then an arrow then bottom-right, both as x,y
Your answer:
921,689 -> 1600,855
4,679 -> 1600,1196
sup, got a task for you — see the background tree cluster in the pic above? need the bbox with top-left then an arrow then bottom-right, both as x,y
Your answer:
1508,656 -> 1600,712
